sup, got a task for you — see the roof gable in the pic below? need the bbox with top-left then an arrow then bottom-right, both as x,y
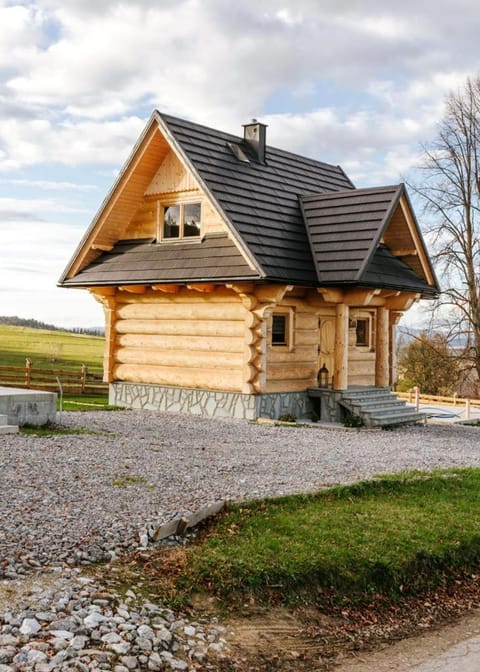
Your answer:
60,112 -> 261,283
300,184 -> 439,294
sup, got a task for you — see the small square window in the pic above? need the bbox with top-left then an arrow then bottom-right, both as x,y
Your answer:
163,204 -> 180,238
161,202 -> 201,241
272,314 -> 287,345
356,319 -> 369,346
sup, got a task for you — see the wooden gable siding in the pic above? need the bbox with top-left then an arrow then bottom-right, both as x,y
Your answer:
67,126 -> 170,278
123,201 -> 156,239
119,147 -> 231,241
145,150 -> 199,195
382,195 -> 431,284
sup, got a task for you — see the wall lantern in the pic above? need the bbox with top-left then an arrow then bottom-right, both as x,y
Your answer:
318,363 -> 329,388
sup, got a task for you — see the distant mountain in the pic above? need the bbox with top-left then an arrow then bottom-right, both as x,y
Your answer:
398,325 -> 468,348
0,316 -> 104,336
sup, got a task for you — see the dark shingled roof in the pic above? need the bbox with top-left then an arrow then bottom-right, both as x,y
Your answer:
59,112 -> 439,296
61,234 -> 258,286
362,245 -> 435,296
300,184 -> 402,283
159,113 -> 354,285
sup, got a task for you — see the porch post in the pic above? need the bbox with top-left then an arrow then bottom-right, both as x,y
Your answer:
389,311 -> 402,386
89,289 -> 116,383
334,303 -> 349,390
375,306 -> 390,387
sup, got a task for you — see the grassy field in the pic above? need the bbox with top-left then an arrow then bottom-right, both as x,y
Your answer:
144,469 -> 480,609
0,324 -> 104,371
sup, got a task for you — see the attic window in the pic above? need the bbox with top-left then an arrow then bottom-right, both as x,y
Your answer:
162,203 -> 201,240
227,142 -> 250,163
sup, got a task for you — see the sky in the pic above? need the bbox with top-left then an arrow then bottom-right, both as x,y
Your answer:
0,0 -> 479,328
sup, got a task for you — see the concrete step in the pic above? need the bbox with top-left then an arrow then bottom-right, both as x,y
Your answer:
350,399 -> 407,412
0,424 -> 19,434
342,389 -> 395,400
0,414 -> 19,433
369,411 -> 425,427
365,405 -> 419,419
340,388 -> 424,427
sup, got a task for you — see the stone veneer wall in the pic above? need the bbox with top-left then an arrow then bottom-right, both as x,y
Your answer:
109,383 -> 314,421
308,389 -> 344,423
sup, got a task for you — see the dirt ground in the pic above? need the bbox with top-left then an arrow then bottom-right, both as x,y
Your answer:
215,605 -> 480,671
198,573 -> 480,671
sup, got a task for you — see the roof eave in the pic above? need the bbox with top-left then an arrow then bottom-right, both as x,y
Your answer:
60,274 -> 262,289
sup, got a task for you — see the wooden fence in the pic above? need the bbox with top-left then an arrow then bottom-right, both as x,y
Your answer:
0,359 -> 108,395
397,388 -> 480,419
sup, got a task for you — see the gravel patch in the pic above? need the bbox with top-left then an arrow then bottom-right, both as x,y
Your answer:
0,568 -> 229,671
1,410 -> 480,578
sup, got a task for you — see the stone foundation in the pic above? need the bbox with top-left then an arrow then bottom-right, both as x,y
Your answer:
109,383 -> 315,421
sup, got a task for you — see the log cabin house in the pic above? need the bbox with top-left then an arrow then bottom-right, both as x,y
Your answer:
59,112 -> 439,425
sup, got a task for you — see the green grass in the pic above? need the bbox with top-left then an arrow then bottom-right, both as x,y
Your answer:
112,474 -> 151,488
20,423 -> 102,436
58,394 -> 122,411
162,469 -> 480,608
0,324 -> 104,370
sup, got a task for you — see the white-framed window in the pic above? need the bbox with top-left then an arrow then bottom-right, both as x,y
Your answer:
161,202 -> 201,241
270,308 -> 294,350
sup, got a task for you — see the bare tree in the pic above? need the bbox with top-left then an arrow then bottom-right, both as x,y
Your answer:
410,76 -> 480,392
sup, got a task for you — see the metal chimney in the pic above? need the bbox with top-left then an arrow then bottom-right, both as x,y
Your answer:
242,119 -> 267,163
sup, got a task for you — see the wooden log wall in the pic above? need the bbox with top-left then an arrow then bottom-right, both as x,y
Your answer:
96,284 -> 386,395
264,293 -> 378,392
348,348 -> 375,386
264,296 -> 327,393
112,287 -> 250,392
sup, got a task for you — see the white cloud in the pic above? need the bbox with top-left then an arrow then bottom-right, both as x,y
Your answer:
0,196 -> 90,216
0,178 -> 98,192
0,217 -> 104,327
0,116 -> 145,170
0,0 -> 480,326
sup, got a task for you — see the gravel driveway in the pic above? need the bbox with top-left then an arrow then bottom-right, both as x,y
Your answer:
1,410 -> 480,578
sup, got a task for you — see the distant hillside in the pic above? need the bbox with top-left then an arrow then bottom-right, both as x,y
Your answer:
398,325 -> 468,348
0,322 -> 104,370
0,316 -> 104,336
